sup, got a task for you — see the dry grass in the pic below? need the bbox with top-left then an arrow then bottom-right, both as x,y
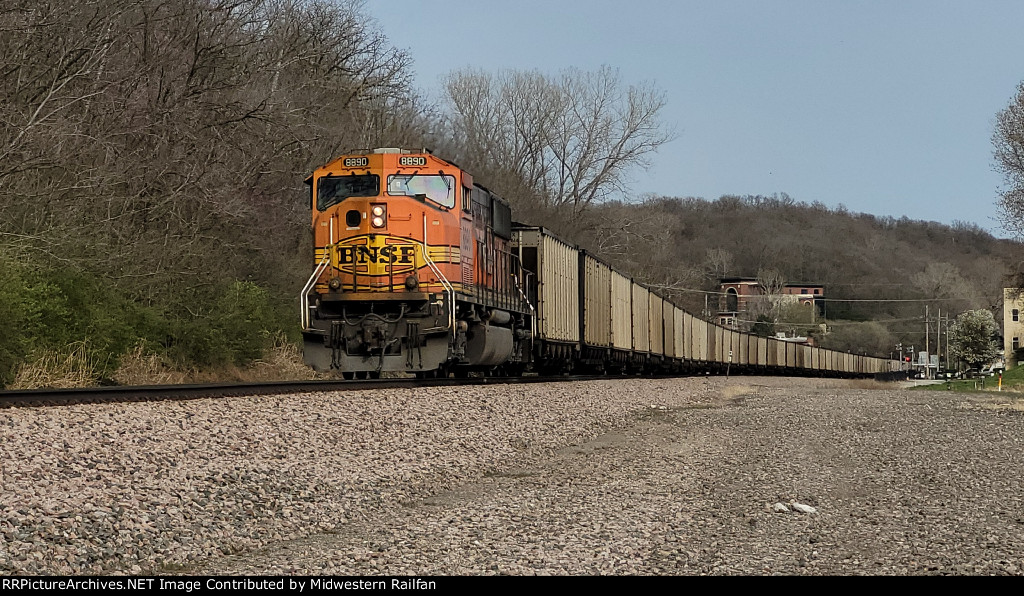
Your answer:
239,336 -> 320,382
9,336 -> 320,390
9,342 -> 102,390
145,336 -> 318,385
113,335 -> 318,386
112,341 -> 190,386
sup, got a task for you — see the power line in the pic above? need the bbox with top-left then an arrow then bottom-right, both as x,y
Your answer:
729,316 -> 925,327
824,282 -> 922,287
663,285 -> 973,304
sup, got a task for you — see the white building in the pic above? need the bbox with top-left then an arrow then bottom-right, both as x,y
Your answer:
1003,288 -> 1024,368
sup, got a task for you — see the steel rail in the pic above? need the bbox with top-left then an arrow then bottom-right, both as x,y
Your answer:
0,364 -> 894,410
0,375 -> 624,410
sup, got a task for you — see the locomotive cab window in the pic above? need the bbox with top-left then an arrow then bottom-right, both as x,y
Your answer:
317,174 -> 379,211
387,174 -> 456,209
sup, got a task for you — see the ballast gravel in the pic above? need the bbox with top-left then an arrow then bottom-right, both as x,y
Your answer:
2,377 -> 1024,575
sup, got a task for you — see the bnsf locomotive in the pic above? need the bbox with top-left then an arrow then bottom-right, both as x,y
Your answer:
301,148 -> 533,378
301,148 -> 900,379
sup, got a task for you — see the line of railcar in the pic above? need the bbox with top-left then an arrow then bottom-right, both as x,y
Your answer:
513,225 -> 900,377
300,148 -> 900,378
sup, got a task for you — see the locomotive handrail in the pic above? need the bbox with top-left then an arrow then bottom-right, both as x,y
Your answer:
513,271 -> 536,342
422,214 -> 456,340
300,251 -> 331,330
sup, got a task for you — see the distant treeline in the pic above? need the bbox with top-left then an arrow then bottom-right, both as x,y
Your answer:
561,194 -> 1020,355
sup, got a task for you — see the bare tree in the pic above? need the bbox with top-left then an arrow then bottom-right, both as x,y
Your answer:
0,0 -> 423,305
751,267 -> 787,323
443,66 -> 674,219
994,82 -> 1024,238
820,321 -> 895,356
910,262 -> 982,309
704,248 -> 735,279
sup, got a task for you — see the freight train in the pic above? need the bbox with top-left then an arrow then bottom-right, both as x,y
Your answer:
300,148 -> 900,379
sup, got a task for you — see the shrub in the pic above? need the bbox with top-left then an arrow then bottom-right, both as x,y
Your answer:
0,253 -> 294,387
163,281 -> 286,368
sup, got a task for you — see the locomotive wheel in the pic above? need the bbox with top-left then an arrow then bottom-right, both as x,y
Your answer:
369,371 -> 381,379
355,371 -> 368,380
342,371 -> 354,380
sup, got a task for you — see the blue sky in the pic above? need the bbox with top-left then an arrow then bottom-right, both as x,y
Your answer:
366,0 -> 1024,236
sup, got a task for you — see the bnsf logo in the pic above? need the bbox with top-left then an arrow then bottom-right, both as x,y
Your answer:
338,245 -> 416,265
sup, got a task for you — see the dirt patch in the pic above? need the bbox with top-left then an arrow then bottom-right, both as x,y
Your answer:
709,382 -> 760,407
964,394 -> 1024,412
554,431 -> 631,456
846,379 -> 894,390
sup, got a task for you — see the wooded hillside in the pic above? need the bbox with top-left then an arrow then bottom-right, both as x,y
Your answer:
554,194 -> 1020,356
1,0 -> 1019,385
0,0 -> 437,385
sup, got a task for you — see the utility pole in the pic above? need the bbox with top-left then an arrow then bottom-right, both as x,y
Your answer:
925,305 -> 930,380
946,314 -> 951,373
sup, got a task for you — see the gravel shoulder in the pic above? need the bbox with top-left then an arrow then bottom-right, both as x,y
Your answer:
3,377 -> 1024,575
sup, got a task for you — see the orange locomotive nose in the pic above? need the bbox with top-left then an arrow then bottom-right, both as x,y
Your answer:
301,148 -> 532,378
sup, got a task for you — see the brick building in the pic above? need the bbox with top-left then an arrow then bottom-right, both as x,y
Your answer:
717,277 -> 825,329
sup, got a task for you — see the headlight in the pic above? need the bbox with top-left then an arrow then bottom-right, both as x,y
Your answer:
370,204 -> 386,227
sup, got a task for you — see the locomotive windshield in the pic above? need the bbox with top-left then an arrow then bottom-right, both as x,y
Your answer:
317,174 -> 380,211
387,174 -> 456,209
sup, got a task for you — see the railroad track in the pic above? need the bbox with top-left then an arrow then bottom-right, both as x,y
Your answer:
0,374 -> 627,409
